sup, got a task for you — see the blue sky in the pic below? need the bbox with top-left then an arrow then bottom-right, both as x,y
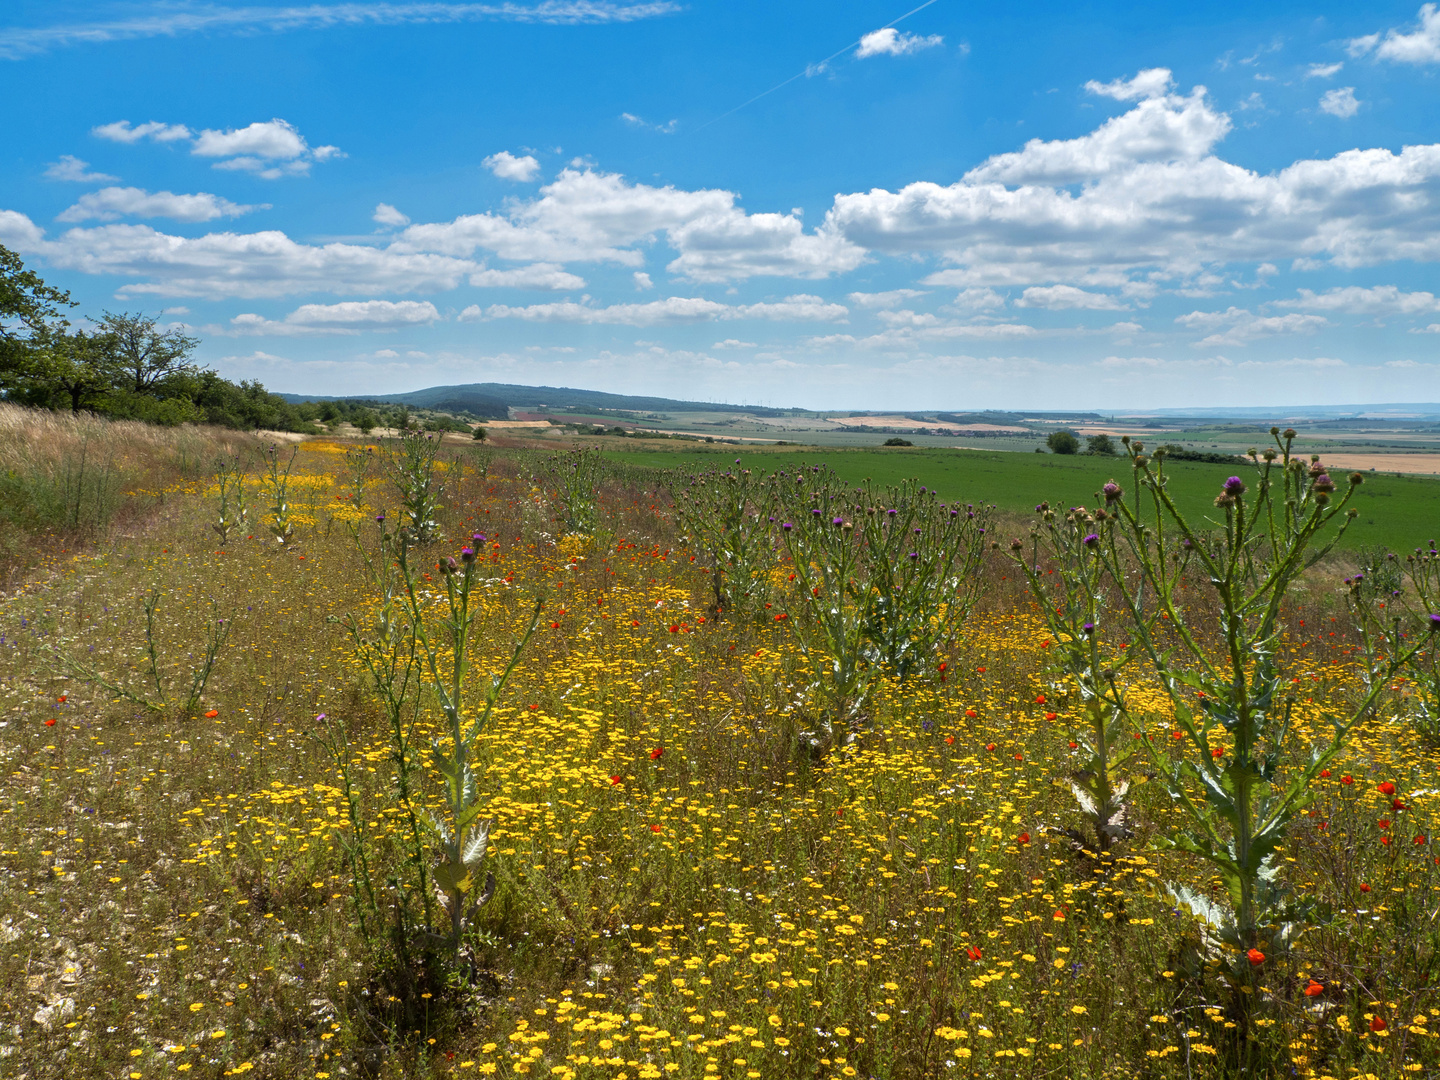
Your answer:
3,0 -> 1440,410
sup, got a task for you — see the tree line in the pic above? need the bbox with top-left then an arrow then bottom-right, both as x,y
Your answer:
0,245 -> 406,433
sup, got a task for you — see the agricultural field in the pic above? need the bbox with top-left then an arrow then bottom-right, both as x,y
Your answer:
2,415 -> 1440,1080
606,444 -> 1440,554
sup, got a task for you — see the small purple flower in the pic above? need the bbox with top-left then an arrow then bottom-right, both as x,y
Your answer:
812,508 -> 822,516
460,547 -> 476,563
832,516 -> 845,527
887,508 -> 898,516
375,513 -> 386,523
1102,481 -> 1122,503
472,532 -> 486,544
782,522 -> 793,531
1223,476 -> 1246,497
1081,622 -> 1095,635
1429,614 -> 1440,632
1082,533 -> 1100,547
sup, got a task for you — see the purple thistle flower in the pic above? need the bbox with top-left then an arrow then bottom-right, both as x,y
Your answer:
1223,476 -> 1247,497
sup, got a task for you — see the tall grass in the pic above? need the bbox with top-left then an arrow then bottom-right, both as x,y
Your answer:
0,403 -> 258,583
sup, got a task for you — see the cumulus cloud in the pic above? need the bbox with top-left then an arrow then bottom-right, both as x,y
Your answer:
823,82 -> 1440,286
56,187 -> 262,224
1319,87 -> 1360,118
483,151 -> 541,182
1277,285 -> 1440,314
392,167 -> 865,281
633,271 -> 653,289
373,203 -> 411,227
223,300 -> 441,336
1084,67 -> 1175,101
193,119 -> 343,178
855,28 -> 943,58
1351,4 -> 1440,64
1175,307 -> 1328,346
469,263 -> 586,289
949,287 -> 1006,310
92,120 -> 192,144
1015,284 -> 1128,310
0,210 -> 479,299
44,155 -> 118,183
713,338 -> 756,349
1306,62 -> 1343,78
847,289 -> 927,308
477,294 -> 848,326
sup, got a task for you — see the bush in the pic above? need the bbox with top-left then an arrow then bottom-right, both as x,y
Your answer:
883,437 -> 913,447
1046,429 -> 1080,454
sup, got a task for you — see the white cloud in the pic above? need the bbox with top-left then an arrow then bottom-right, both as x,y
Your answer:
1084,67 -> 1175,101
469,263 -> 586,289
192,119 -> 342,178
1175,307 -> 1328,346
620,113 -> 678,134
373,203 -> 410,227
713,339 -> 756,349
1319,87 -> 1360,118
1277,285 -> 1440,314
847,288 -> 927,308
1413,324 -> 1440,334
1016,284 -> 1127,310
633,271 -> 653,289
824,86 -> 1440,285
43,155 -> 118,183
965,85 -> 1228,185
1306,62 -> 1343,78
56,187 -> 262,224
0,211 -> 480,300
392,167 -> 865,281
949,286 -> 1006,310
855,28 -> 944,59
224,300 -> 441,336
478,293 -> 848,326
92,120 -> 191,144
0,2 -> 684,60
483,151 -> 541,182
1351,4 -> 1440,64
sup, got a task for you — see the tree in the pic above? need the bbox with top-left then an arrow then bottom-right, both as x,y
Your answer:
471,425 -> 487,441
1,245 -> 75,400
98,311 -> 201,396
1047,429 -> 1080,454
1086,433 -> 1117,455
37,329 -> 123,413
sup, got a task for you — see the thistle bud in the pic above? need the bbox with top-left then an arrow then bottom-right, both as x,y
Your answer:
1349,472 -> 1364,486
1312,474 -> 1335,494
1010,538 -> 1024,552
1102,480 -> 1122,503
1283,428 -> 1297,440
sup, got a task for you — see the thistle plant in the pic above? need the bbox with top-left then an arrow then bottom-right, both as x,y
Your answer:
545,448 -> 605,535
383,430 -> 444,542
859,479 -> 991,679
675,461 -> 779,621
210,455 -> 248,544
1091,429 -> 1435,981
1348,540 -> 1440,742
262,444 -> 299,546
1009,493 -> 1146,857
400,536 -> 543,956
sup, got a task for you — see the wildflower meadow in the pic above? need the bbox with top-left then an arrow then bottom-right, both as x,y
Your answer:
4,420 -> 1440,1080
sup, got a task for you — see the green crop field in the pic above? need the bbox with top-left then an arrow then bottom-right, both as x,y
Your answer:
608,444 -> 1440,553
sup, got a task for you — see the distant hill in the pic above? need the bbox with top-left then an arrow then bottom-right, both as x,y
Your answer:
277,382 -> 796,418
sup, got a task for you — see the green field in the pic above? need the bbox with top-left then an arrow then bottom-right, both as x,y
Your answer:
609,444 -> 1440,553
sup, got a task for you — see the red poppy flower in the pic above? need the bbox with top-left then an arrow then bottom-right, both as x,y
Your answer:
631,620 -> 640,627
1211,747 -> 1224,758
1378,819 -> 1391,830
985,742 -> 996,752
56,695 -> 66,704
1304,980 -> 1324,998
1371,1016 -> 1387,1033
965,709 -> 977,719
1017,832 -> 1030,844
1381,836 -> 1392,846
1320,769 -> 1331,778
650,746 -> 663,760
205,709 -> 219,718
649,824 -> 661,833
1393,799 -> 1406,811
1360,883 -> 1371,893
976,667 -> 987,673
1415,834 -> 1428,846
1246,948 -> 1265,966
609,775 -> 622,786
1171,731 -> 1184,741
1053,909 -> 1066,921
1341,775 -> 1354,786
945,736 -> 955,745
1035,695 -> 1046,704
938,662 -> 947,672
1379,781 -> 1396,796
1044,712 -> 1057,721
966,946 -> 982,962
1068,741 -> 1078,749
44,718 -> 56,727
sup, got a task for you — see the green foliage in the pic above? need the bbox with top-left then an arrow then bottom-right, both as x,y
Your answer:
1085,433 -> 1117,455
262,444 -> 300,547
544,448 -> 605,535
384,430 -> 445,542
675,462 -> 778,620
1047,429 -> 1081,455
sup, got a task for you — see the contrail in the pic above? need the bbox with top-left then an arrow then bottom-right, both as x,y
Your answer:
691,0 -> 944,134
